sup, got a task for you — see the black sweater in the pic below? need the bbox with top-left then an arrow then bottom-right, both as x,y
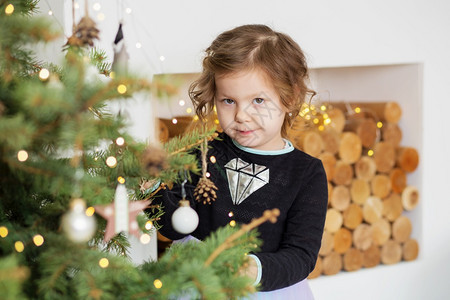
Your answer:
155,132 -> 328,291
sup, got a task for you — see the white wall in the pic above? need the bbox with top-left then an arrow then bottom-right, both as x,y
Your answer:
46,0 -> 450,298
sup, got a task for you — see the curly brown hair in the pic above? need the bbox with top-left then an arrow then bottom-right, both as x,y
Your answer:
189,24 -> 315,137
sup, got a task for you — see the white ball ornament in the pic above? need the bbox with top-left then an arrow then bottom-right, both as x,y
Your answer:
62,198 -> 97,243
171,200 -> 199,234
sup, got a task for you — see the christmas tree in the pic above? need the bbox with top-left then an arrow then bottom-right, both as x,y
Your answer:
0,1 -> 276,299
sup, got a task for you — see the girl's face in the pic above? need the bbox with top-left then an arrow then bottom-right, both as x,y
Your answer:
215,69 -> 287,151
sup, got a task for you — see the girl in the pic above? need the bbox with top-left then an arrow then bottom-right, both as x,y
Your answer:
156,24 -> 328,299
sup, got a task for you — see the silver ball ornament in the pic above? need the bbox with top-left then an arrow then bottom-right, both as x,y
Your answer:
171,200 -> 199,234
62,198 -> 96,243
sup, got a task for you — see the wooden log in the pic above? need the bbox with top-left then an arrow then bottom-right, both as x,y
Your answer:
330,101 -> 402,124
353,223 -> 373,251
382,122 -> 402,147
397,147 -> 419,173
308,256 -> 323,279
390,168 -> 407,194
355,156 -> 377,181
371,218 -> 391,246
381,239 -> 402,264
350,178 -> 370,205
402,185 -> 419,211
373,142 -> 396,173
362,244 -> 381,268
318,152 -> 336,182
345,118 -> 378,149
333,228 -> 353,254
332,161 -> 354,186
382,193 -> 403,222
321,128 -> 340,155
343,248 -> 363,272
319,230 -> 334,256
330,185 -> 351,211
402,239 -> 419,261
322,251 -> 342,276
362,196 -> 383,224
343,203 -> 363,230
338,132 -> 362,164
392,215 -> 412,243
327,107 -> 346,133
301,131 -> 324,157
324,208 -> 343,233
371,174 -> 392,199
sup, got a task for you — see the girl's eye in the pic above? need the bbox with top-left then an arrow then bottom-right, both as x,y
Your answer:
253,98 -> 265,104
223,98 -> 235,105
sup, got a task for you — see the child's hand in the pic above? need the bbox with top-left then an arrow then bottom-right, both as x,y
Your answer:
239,255 -> 258,283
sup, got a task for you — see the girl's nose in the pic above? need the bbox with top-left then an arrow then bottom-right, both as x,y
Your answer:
235,104 -> 251,123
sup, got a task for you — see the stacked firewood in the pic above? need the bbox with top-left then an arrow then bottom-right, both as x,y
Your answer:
287,102 -> 420,278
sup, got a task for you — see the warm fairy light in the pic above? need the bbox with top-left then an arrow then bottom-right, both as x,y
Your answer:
193,115 -> 199,121
355,107 -> 361,113
145,220 -> 153,230
125,7 -> 132,14
74,2 -> 80,9
33,234 -> 44,246
313,118 -> 319,124
109,71 -> 116,79
99,258 -> 109,268
320,105 -> 327,111
97,13 -> 105,21
5,4 -> 14,15
117,84 -> 127,94
213,105 -> 217,113
17,150 -> 29,162
85,206 -> 95,217
106,156 -> 117,168
171,118 -> 178,124
0,226 -> 8,238
117,176 -> 125,184
377,121 -> 383,128
323,113 -> 329,119
48,10 -> 53,15
116,137 -> 125,146
39,68 -> 50,81
159,56 -> 165,61
324,118 -> 331,125
140,233 -> 151,244
206,172 -> 211,178
178,99 -> 185,106
214,119 -> 220,125
318,125 -> 325,131
210,156 -> 216,163
93,2 -> 101,11
136,42 -> 142,49
228,212 -> 234,218
186,107 -> 192,114
229,220 -> 236,227
15,241 -> 24,253
368,150 -> 374,156
153,279 -> 163,289
305,115 -> 311,120
310,104 -> 316,111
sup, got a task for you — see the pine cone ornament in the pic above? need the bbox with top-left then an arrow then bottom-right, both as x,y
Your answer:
194,177 -> 218,205
66,16 -> 100,47
142,145 -> 169,177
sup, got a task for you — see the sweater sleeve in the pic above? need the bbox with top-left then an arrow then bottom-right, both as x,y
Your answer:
253,159 -> 328,291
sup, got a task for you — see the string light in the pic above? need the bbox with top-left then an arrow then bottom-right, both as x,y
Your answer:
97,13 -> 105,21
99,258 -> 109,268
171,118 -> 178,124
136,42 -> 142,49
74,2 -> 80,9
117,176 -> 125,184
17,150 -> 29,162
125,7 -> 132,14
229,220 -> 236,227
106,156 -> 117,168
33,234 -> 44,247
178,100 -> 185,106
0,226 -> 8,238
109,71 -> 116,79
15,241 -> 24,253
159,56 -> 165,62
318,125 -> 325,131
368,150 -> 374,156
115,137 -> 125,146
320,105 -> 327,111
209,156 -> 216,163
193,115 -> 199,121
5,4 -> 14,15
39,68 -> 50,81
93,3 -> 101,11
85,206 -> 95,216
355,107 -> 361,113
48,10 -> 53,16
313,118 -> 319,124
214,119 -> 220,125
186,107 -> 192,114
145,221 -> 153,230
140,233 -> 151,244
377,121 -> 383,128
228,212 -> 234,218
206,172 -> 211,178
117,84 -> 127,94
324,118 -> 331,125
153,279 -> 163,289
